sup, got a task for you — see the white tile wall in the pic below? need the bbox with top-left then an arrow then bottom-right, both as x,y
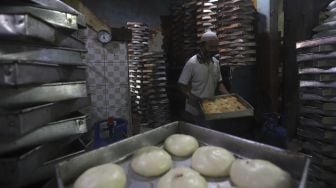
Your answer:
85,27 -> 130,127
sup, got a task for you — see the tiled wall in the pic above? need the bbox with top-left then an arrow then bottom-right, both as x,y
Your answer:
84,27 -> 131,127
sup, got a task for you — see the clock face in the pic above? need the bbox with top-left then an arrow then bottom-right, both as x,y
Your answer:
98,30 -> 111,44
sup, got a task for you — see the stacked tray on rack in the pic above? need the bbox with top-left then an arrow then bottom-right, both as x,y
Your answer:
140,52 -> 171,127
313,0 -> 336,39
196,0 -> 218,43
217,0 -> 256,66
183,0 -> 198,60
127,22 -> 151,128
0,1 -> 91,187
297,25 -> 336,187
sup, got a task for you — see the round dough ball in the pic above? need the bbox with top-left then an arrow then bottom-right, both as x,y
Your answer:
230,159 -> 292,188
191,146 -> 235,177
164,134 -> 199,157
157,167 -> 207,188
74,163 -> 126,188
131,146 -> 172,177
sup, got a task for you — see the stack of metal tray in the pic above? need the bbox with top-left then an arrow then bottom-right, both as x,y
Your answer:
0,1 -> 91,187
297,7 -> 336,185
127,22 -> 150,129
217,0 -> 256,66
183,0 -> 198,60
196,0 -> 217,43
56,121 -> 310,188
138,52 -> 171,128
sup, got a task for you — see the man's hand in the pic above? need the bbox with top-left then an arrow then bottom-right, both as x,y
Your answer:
218,82 -> 229,95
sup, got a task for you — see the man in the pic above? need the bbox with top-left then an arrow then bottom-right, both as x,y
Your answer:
178,30 -> 229,125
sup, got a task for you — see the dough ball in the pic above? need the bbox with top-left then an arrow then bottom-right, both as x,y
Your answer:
157,167 -> 207,188
74,163 -> 126,188
131,146 -> 172,177
230,159 -> 292,188
191,146 -> 235,177
164,134 -> 199,157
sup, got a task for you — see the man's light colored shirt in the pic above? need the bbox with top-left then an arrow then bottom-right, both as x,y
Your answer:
178,54 -> 222,115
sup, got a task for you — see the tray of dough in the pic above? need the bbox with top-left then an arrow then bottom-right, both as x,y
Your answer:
56,121 -> 310,188
200,94 -> 254,120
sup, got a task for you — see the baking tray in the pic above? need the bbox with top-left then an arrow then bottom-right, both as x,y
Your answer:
0,81 -> 87,108
300,74 -> 336,82
24,0 -> 86,27
300,105 -> 336,116
297,51 -> 336,62
0,14 -> 85,49
0,113 -> 88,154
56,121 -> 310,188
301,100 -> 336,110
0,42 -> 86,65
300,93 -> 336,102
310,165 -> 336,184
0,6 -> 79,30
300,116 -> 336,130
200,94 -> 254,120
300,80 -> 336,88
298,126 -> 336,139
309,152 -> 336,171
303,139 -> 336,158
0,98 -> 90,138
0,136 -> 88,187
0,62 -> 86,86
299,60 -> 336,68
300,87 -> 336,96
296,36 -> 336,49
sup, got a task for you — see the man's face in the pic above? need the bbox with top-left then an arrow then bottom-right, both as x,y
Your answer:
204,39 -> 219,56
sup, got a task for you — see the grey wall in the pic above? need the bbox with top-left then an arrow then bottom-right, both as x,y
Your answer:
82,0 -> 170,28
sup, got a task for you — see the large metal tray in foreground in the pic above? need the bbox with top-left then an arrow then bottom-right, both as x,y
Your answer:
56,121 -> 310,188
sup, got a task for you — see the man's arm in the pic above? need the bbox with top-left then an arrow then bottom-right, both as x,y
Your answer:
179,83 -> 200,101
218,82 -> 229,94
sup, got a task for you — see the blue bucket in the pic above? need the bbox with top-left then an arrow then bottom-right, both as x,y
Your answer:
93,118 -> 128,148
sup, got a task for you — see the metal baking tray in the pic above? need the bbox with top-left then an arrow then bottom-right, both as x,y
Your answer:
0,113 -> 88,154
24,0 -> 86,27
300,116 -> 336,130
0,136 -> 88,187
298,126 -> 336,139
299,60 -> 336,68
0,115 -> 87,154
300,74 -> 336,82
300,105 -> 336,116
303,139 -> 336,158
0,14 -> 85,49
300,93 -> 336,102
0,81 -> 87,108
300,87 -> 336,97
0,98 -> 90,138
310,165 -> 336,184
0,42 -> 86,65
0,6 -> 80,30
300,80 -> 336,88
297,51 -> 336,62
0,62 -> 86,86
56,121 -> 310,188
310,152 -> 336,171
297,127 -> 336,143
299,67 -> 336,74
301,100 -> 336,110
200,94 -> 254,120
300,113 -> 336,125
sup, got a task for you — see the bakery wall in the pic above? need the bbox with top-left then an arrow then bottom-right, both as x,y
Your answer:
82,0 -> 171,51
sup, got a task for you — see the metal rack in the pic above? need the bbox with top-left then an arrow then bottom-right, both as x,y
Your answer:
0,1 -> 91,187
296,2 -> 336,186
